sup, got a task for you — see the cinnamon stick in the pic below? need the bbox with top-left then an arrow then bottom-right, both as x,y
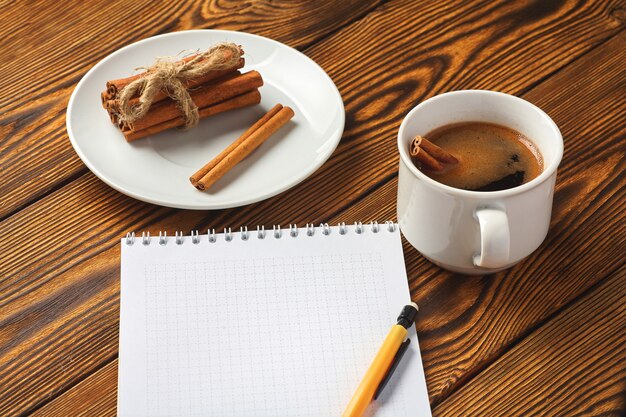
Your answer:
122,90 -> 262,142
111,59 -> 245,107
120,69 -> 243,112
101,91 -> 112,108
124,70 -> 263,132
416,135 -> 459,164
105,99 -> 118,113
105,47 -> 242,95
410,146 -> 445,171
193,105 -> 295,191
410,135 -> 458,172
106,72 -> 244,126
189,104 -> 283,187
106,55 -> 197,96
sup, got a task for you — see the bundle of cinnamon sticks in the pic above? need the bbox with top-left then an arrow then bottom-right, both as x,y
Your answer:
99,44 -> 296,193
101,46 -> 263,141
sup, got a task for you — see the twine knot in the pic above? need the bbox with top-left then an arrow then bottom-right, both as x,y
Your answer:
118,42 -> 243,129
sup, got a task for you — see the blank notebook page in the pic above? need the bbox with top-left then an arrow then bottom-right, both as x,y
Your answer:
118,225 -> 431,416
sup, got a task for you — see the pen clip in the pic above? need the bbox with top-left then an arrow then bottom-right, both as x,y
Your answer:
373,338 -> 411,400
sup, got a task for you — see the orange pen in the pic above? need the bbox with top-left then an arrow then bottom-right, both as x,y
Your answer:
342,303 -> 419,417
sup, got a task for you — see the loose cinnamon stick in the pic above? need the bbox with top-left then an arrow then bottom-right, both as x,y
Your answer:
122,90 -> 262,142
189,104 -> 283,187
124,70 -> 263,132
105,47 -> 242,95
194,105 -> 295,191
410,135 -> 458,171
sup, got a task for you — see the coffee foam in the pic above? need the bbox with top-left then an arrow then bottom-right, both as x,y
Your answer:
420,122 -> 543,191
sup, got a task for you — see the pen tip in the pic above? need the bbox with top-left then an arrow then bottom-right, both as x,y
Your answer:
409,302 -> 419,312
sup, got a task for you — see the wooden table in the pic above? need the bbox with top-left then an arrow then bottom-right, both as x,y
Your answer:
1,1 -> 625,415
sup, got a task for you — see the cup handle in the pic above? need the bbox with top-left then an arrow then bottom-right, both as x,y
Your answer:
473,208 -> 510,269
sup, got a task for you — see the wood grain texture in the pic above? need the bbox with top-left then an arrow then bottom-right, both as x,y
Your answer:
0,0 -> 383,219
1,0 -> 624,219
29,361 -> 118,417
33,266 -> 626,417
9,29 -> 626,416
1,0 -> 625,415
433,266 -> 626,416
2,0 -> 624,299
2,0 -> 623,326
334,30 -> 626,406
0,0 -> 382,111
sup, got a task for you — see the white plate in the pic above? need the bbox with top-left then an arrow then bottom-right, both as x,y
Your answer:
67,30 -> 344,210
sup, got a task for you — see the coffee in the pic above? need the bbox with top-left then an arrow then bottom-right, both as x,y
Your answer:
415,122 -> 542,191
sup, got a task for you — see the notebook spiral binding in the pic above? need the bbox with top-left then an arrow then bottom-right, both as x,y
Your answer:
125,221 -> 397,246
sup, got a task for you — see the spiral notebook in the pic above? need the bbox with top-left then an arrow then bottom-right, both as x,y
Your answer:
118,223 -> 431,417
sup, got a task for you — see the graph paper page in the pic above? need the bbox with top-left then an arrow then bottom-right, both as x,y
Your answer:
118,225 -> 431,416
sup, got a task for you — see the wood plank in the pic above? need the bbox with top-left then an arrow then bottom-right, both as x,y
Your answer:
33,265 -> 626,417
0,0 -> 383,219
16,29 -> 626,416
327,31 -> 626,406
0,0 -> 382,111
29,361 -> 118,417
433,266 -> 626,416
2,0 -> 624,310
2,3 -> 625,416
2,1 -> 624,219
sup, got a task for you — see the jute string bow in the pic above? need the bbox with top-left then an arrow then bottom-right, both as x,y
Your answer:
118,42 -> 242,129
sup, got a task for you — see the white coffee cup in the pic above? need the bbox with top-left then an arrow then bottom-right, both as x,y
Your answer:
397,90 -> 563,274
